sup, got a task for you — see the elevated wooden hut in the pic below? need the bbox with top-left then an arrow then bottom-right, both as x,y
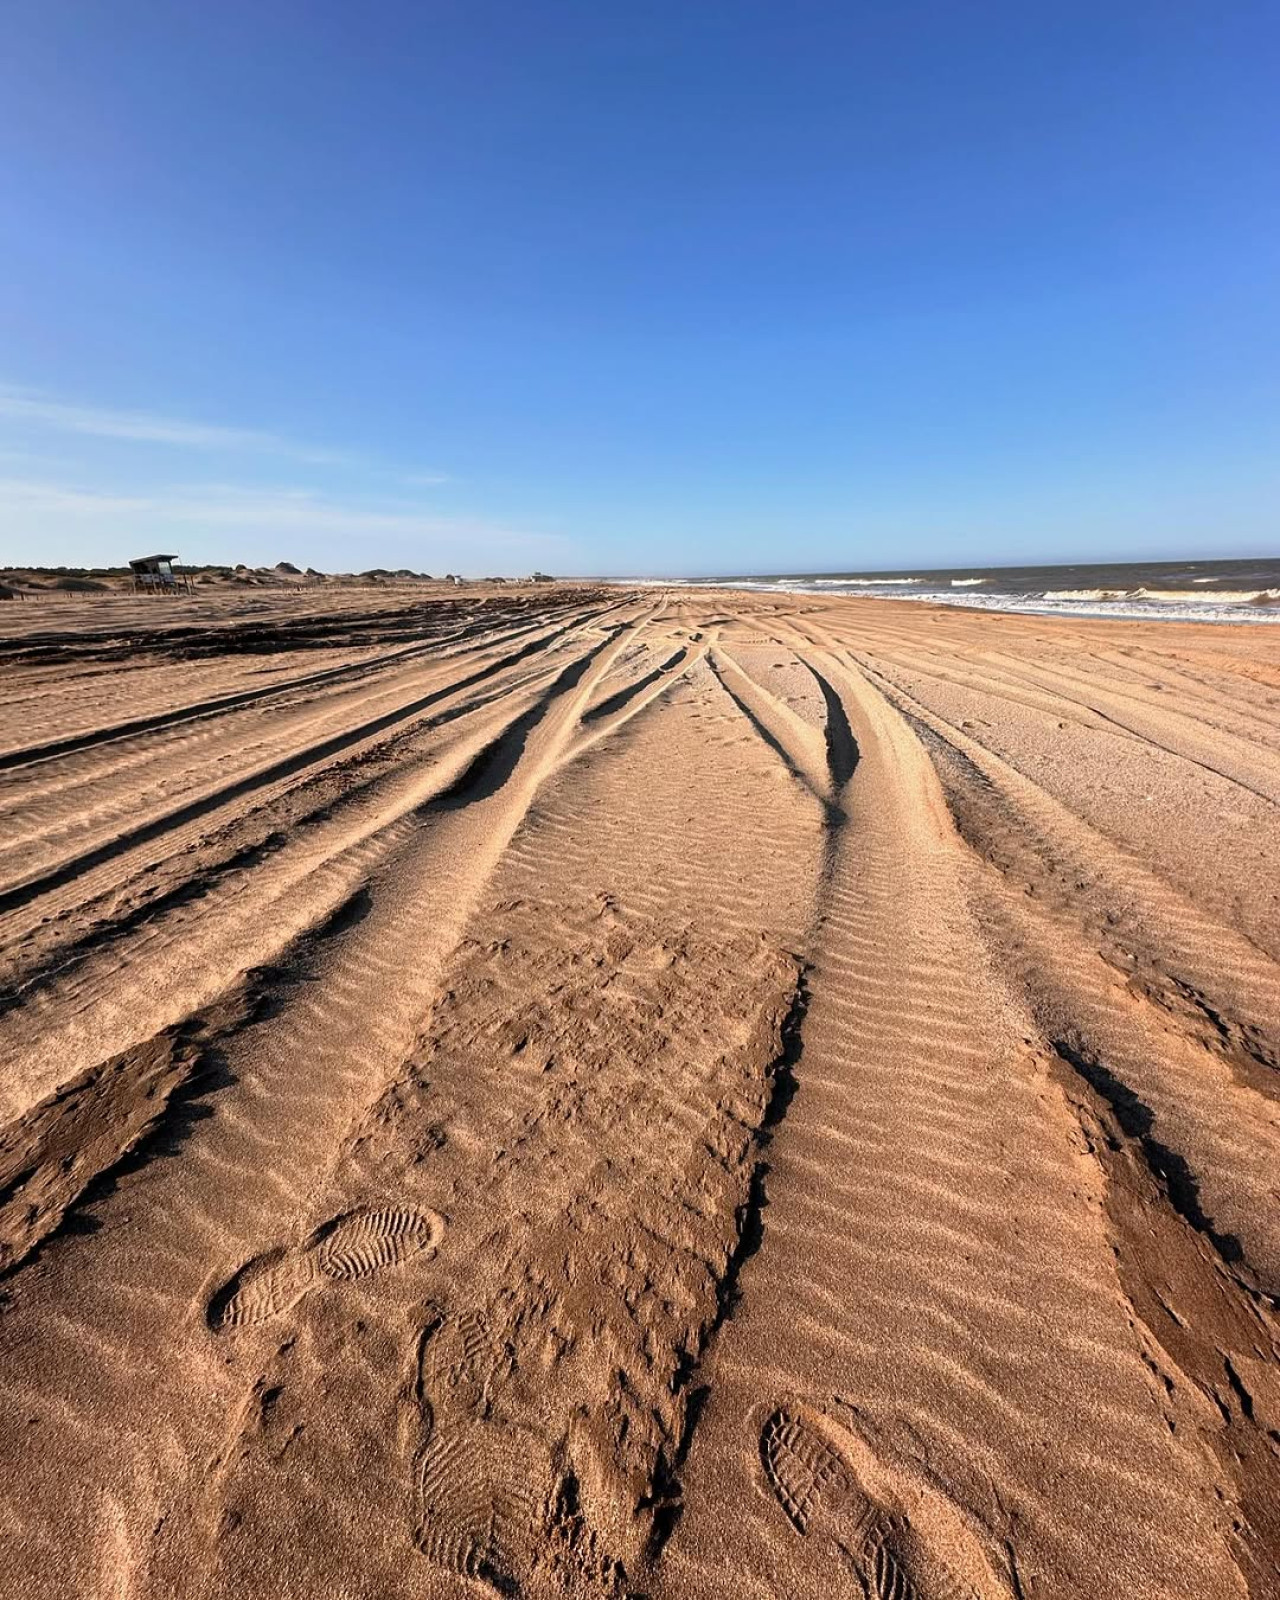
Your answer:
129,553 -> 192,595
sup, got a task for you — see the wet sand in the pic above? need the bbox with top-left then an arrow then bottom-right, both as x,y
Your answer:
1,583 -> 1277,1599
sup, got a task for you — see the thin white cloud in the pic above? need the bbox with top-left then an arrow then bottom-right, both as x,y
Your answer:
0,385 -> 450,484
0,388 -> 341,461
0,475 -> 559,552
0,389 -> 540,568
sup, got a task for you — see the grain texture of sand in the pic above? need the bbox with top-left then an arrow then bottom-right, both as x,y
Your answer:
0,583 -> 1277,1600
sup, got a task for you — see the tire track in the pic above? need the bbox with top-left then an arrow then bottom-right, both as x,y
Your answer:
0,600 -> 621,933
665,625 -> 1253,1600
0,599 -> 611,865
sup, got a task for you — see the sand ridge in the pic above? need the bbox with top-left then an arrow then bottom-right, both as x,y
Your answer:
0,584 -> 1277,1598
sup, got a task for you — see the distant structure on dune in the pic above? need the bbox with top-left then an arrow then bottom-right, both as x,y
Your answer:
128,553 -> 193,595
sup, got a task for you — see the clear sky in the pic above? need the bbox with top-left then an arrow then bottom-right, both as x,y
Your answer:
2,1 -> 1277,577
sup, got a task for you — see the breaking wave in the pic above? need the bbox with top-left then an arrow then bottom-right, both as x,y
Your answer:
1045,587 -> 1280,607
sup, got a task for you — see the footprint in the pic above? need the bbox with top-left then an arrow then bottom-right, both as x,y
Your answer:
416,1307 -> 502,1424
761,1406 -> 869,1540
209,1205 -> 443,1331
410,1306 -> 553,1587
412,1419 -> 551,1590
759,1404 -> 991,1600
208,1247 -> 321,1331
317,1205 -> 441,1280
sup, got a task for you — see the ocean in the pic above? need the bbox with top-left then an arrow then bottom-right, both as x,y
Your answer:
666,555 -> 1280,623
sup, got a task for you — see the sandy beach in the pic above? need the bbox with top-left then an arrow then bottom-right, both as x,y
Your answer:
0,583 -> 1277,1600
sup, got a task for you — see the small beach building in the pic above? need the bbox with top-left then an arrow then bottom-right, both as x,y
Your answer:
128,553 -> 192,595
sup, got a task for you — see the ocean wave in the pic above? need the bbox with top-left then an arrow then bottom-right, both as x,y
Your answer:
683,575 -> 922,589
1043,586 -> 1280,606
949,577 -> 987,587
805,576 -> 922,586
1147,587 -> 1280,606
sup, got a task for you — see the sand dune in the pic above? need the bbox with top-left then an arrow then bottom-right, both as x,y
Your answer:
0,584 -> 1277,1599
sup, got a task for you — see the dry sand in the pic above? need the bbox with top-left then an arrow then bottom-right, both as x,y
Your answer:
0,583 -> 1277,1599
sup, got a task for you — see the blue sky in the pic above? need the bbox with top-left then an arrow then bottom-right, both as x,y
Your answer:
2,1 -> 1277,576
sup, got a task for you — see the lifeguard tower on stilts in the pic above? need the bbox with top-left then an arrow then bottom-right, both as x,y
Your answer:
128,554 -> 193,596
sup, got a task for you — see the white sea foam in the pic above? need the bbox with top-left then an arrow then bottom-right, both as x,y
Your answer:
1147,587 -> 1280,606
1044,586 -> 1279,607
661,576 -> 1280,623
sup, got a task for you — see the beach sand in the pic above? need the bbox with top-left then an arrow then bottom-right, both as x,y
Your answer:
0,583 -> 1277,1599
